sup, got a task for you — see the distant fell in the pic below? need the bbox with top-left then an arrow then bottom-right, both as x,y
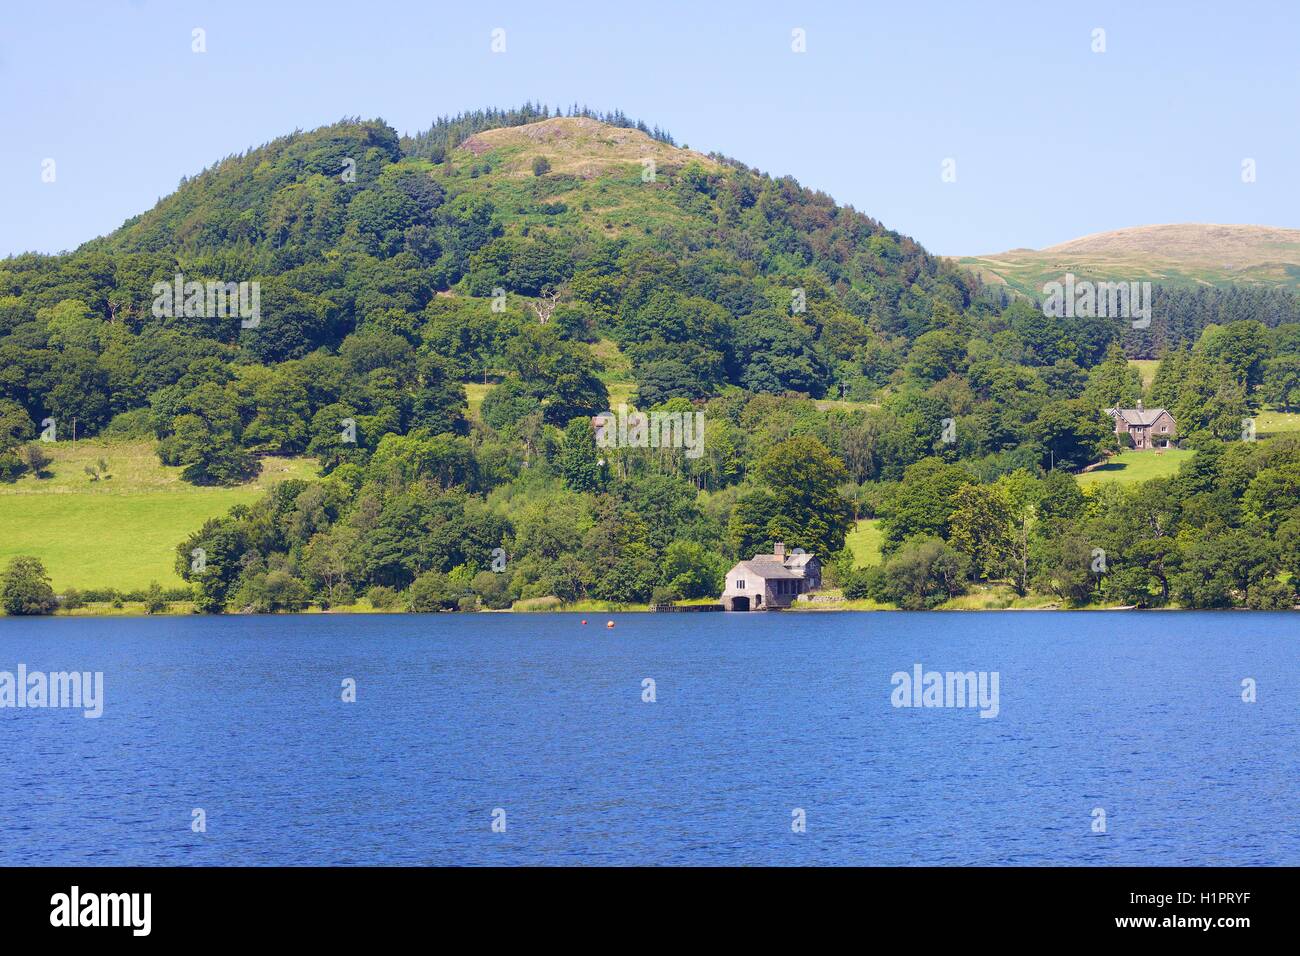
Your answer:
954,223 -> 1300,296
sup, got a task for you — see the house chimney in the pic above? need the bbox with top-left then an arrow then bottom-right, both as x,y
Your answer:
773,542 -> 785,561
1137,399 -> 1144,412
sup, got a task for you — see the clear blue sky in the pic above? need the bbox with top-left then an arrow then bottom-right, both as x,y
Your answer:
3,0 -> 1297,258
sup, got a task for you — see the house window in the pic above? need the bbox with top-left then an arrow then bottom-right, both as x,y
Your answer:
736,579 -> 745,590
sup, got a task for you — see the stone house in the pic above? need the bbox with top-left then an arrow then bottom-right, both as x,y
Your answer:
1107,401 -> 1176,450
720,542 -> 822,611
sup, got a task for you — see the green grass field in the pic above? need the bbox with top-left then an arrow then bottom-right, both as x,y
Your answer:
0,441 -> 316,591
604,382 -> 636,409
813,398 -> 881,413
1129,359 -> 1159,389
1076,448 -> 1194,488
846,518 -> 883,567
464,381 -> 492,420
1257,408 -> 1300,436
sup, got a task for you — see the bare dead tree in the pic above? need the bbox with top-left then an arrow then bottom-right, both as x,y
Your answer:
529,286 -> 562,325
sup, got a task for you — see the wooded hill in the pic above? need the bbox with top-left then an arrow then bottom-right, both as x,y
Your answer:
2,108 -> 1298,613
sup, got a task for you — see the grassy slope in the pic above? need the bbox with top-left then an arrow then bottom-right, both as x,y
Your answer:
442,118 -> 721,241
0,441 -> 316,591
1076,448 -> 1195,488
1258,408 -> 1300,436
813,398 -> 881,413
1129,358 -> 1160,389
464,381 -> 492,420
845,519 -> 883,567
447,122 -> 715,415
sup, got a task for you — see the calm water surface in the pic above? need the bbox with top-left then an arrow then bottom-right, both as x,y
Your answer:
0,611 -> 1295,865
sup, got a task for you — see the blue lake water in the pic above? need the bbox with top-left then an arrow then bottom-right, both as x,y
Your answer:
0,611 -> 1296,866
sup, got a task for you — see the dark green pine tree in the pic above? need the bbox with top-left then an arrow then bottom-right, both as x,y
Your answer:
557,417 -> 604,493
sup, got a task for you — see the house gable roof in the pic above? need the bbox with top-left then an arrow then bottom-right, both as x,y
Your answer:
1108,407 -> 1172,427
729,543 -> 821,582
737,557 -> 800,580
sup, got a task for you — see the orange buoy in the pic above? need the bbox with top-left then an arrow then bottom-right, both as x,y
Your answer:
606,620 -> 615,628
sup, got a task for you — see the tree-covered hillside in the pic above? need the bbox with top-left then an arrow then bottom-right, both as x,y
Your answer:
2,109 -> 1298,612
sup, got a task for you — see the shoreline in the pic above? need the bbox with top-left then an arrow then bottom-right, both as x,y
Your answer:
4,602 -> 1286,619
